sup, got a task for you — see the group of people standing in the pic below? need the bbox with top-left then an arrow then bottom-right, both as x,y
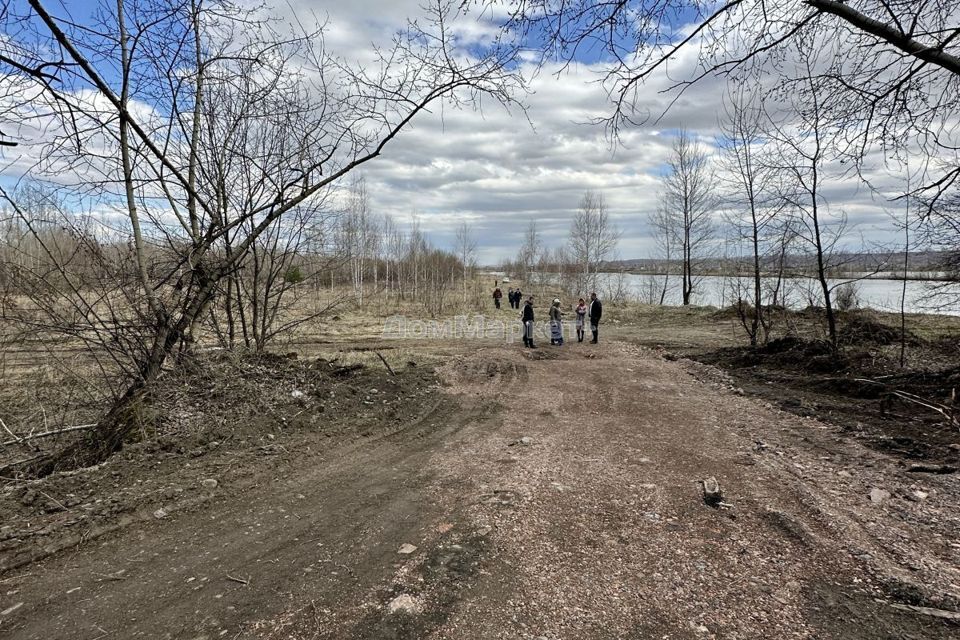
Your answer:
519,292 -> 602,349
491,286 -> 526,310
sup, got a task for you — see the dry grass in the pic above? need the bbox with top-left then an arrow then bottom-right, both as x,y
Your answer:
3,280 -> 958,450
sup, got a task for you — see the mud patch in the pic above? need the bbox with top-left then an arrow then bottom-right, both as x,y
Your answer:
805,582 -> 960,639
352,531 -> 489,639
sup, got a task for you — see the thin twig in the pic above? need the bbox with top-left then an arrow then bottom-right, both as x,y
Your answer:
854,378 -> 958,427
0,417 -> 28,448
888,602 -> 960,621
94,571 -> 127,582
0,453 -> 48,474
1,422 -> 98,447
375,351 -> 396,376
38,490 -> 66,511
226,574 -> 249,586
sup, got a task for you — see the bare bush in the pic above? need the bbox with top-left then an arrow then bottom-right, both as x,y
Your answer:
833,282 -> 860,312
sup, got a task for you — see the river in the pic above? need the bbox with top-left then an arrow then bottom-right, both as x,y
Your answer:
606,273 -> 960,316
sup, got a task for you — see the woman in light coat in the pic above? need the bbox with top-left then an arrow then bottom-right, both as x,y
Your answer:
549,298 -> 564,346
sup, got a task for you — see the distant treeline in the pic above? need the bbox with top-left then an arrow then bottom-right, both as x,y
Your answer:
604,250 -> 953,279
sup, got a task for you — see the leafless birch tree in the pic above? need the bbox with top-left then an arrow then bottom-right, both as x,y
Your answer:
454,221 -> 478,304
517,219 -> 542,286
718,85 -> 781,346
569,190 -> 621,294
765,42 -> 846,349
659,130 -> 717,305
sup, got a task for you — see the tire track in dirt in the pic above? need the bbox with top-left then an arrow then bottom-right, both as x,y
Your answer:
0,393 -> 499,640
407,341 -> 960,639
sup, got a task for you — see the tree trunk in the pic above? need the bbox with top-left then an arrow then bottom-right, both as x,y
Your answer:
32,274 -> 219,476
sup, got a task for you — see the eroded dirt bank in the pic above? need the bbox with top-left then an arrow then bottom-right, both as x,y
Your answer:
1,342 -> 958,639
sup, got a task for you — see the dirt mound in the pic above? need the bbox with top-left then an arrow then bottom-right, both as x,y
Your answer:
839,313 -> 920,347
0,351 -> 441,572
755,336 -> 846,373
760,335 -> 834,357
711,303 -> 750,320
709,302 -> 789,321
760,335 -> 805,354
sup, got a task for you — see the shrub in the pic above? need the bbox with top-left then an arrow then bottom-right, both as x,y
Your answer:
833,282 -> 859,312
283,265 -> 305,285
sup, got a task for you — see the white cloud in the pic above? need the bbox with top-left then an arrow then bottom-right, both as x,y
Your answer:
5,0 -> 949,266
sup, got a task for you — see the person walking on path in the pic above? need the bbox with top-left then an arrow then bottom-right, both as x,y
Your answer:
515,288 -> 522,309
521,296 -> 536,348
507,288 -> 515,309
549,298 -> 564,346
588,291 -> 603,344
574,298 -> 587,343
493,286 -> 502,310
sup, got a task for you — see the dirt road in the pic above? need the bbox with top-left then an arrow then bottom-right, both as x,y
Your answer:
2,341 -> 958,639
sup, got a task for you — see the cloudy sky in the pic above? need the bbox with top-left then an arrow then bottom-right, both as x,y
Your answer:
281,0 -> 918,266
0,0 -> 917,265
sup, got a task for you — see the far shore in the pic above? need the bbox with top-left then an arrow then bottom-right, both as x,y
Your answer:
615,269 -> 952,281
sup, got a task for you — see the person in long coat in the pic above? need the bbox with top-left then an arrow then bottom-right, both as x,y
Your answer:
521,297 -> 536,348
588,291 -> 603,344
549,298 -> 564,345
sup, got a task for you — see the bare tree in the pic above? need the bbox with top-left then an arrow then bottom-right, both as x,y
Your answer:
498,1 -> 960,290
407,215 -> 427,302
921,189 -> 960,311
659,130 -> 717,305
765,42 -> 845,349
0,0 -> 522,473
454,221 -> 478,304
765,213 -> 801,309
382,214 -> 407,302
718,85 -> 781,346
340,176 -> 380,308
647,206 -> 676,305
517,219 -> 542,286
569,190 -> 621,294
211,202 -> 340,353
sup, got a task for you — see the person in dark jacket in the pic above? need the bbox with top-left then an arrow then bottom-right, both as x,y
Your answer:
521,297 -> 536,348
493,287 -> 502,309
507,288 -> 515,309
588,291 -> 602,344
